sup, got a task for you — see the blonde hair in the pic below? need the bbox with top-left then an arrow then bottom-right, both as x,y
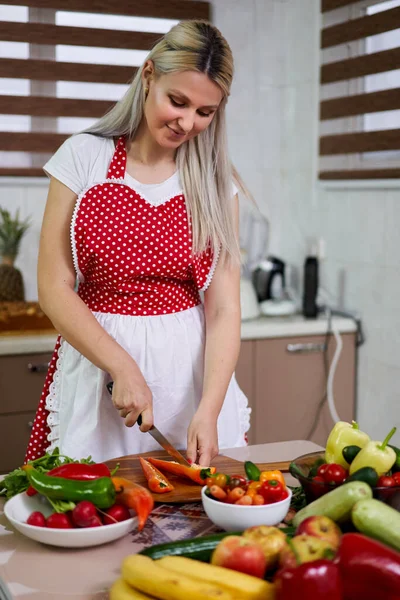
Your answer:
85,20 -> 249,263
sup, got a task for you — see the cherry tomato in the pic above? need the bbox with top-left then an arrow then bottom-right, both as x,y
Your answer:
228,475 -> 247,490
310,475 -> 326,498
27,511 -> 46,527
316,464 -> 330,478
377,475 -> 395,488
323,464 -> 348,485
393,472 -> 400,486
214,473 -> 229,489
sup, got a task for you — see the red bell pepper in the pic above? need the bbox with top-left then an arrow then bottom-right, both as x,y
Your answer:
274,560 -> 343,599
336,533 -> 400,600
26,462 -> 111,496
139,457 -> 174,493
146,457 -> 216,485
259,480 -> 284,503
111,476 -> 154,531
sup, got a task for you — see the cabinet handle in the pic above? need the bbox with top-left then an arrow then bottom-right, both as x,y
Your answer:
286,343 -> 326,354
27,362 -> 49,373
28,421 -> 33,429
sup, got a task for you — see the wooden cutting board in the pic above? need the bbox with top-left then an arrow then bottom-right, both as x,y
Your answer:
106,450 -> 291,504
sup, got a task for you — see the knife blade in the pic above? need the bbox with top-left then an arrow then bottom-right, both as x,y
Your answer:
106,381 -> 190,466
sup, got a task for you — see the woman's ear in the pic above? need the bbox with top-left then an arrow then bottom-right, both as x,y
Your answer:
142,59 -> 155,89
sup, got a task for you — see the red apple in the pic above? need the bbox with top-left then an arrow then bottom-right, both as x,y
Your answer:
295,516 -> 342,551
211,535 -> 267,579
279,534 -> 336,569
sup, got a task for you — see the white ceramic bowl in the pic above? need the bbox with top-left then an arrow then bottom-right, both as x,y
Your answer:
4,492 -> 137,548
201,486 -> 292,532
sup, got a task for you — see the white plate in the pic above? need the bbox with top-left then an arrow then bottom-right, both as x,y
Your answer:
4,492 -> 137,548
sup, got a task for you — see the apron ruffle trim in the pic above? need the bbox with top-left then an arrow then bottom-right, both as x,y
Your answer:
45,338 -> 65,453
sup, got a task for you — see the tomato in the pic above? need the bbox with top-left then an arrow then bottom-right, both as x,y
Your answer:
316,464 -> 330,478
323,464 -> 348,485
311,475 -> 326,498
393,472 -> 400,486
103,504 -> 131,525
26,511 -> 46,527
228,475 -> 247,490
377,475 -> 395,488
214,473 -> 229,489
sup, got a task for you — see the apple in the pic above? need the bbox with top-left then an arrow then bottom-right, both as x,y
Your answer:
211,535 -> 267,579
295,515 -> 342,551
279,534 -> 336,569
243,525 -> 287,571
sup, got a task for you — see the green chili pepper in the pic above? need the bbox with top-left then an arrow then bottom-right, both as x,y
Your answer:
23,465 -> 115,509
244,461 -> 261,481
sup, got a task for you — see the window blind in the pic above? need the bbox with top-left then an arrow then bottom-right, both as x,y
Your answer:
0,0 -> 210,177
320,0 -> 400,179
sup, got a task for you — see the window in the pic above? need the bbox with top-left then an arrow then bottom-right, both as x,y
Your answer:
319,0 -> 400,179
0,0 -> 210,176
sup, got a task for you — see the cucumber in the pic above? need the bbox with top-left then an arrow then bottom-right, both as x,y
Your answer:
293,481 -> 373,527
342,445 -> 361,465
244,461 -> 261,481
352,498 -> 400,552
139,532 -> 242,562
389,444 -> 400,473
346,466 -> 379,487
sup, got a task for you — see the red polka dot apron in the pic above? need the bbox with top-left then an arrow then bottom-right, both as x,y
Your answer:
25,137 -> 250,463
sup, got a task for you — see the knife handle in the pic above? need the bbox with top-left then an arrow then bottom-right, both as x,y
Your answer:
106,381 -> 143,426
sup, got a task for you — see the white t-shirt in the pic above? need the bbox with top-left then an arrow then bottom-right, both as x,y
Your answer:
43,133 -> 238,206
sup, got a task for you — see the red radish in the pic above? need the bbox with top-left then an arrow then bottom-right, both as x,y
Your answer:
72,501 -> 98,527
87,515 -> 103,527
103,504 -> 131,525
46,513 -> 73,529
27,511 -> 46,527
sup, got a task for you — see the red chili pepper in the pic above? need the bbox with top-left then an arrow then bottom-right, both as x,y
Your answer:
377,475 -> 396,488
259,479 -> 284,503
139,457 -> 174,493
336,533 -> 400,600
111,477 -> 154,531
26,462 -> 111,497
274,560 -> 343,600
146,457 -> 216,485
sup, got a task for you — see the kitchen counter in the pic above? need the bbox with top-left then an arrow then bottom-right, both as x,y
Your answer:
0,440 -> 322,599
0,314 -> 356,355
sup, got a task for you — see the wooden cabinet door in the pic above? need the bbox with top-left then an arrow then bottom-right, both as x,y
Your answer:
0,352 -> 51,413
0,412 -> 37,473
235,341 -> 256,444
253,333 -> 356,447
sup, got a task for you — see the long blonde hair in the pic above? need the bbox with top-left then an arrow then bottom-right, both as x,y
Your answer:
86,20 -> 248,263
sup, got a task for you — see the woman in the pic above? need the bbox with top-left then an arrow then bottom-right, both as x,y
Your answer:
25,20 -> 251,467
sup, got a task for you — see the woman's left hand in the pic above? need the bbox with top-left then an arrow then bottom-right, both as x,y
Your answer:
186,407 -> 219,467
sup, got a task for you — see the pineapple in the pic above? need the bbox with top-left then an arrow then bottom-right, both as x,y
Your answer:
0,208 -> 30,302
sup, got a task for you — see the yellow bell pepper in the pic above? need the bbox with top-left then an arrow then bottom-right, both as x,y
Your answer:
325,421 -> 370,468
259,470 -> 286,489
349,427 -> 397,476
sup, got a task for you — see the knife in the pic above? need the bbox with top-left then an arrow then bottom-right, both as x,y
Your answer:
106,382 -> 190,466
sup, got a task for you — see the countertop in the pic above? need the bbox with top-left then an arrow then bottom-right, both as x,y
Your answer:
0,314 -> 357,355
0,440 -> 323,599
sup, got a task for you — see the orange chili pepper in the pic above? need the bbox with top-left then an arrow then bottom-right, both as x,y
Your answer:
259,470 -> 286,489
111,477 -> 154,531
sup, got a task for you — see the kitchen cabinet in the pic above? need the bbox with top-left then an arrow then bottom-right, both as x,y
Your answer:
235,332 -> 356,448
0,352 -> 51,473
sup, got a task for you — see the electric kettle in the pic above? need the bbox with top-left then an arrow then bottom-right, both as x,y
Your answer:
252,256 -> 286,302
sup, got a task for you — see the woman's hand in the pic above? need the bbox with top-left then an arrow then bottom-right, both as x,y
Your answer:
186,407 -> 219,467
110,363 -> 153,432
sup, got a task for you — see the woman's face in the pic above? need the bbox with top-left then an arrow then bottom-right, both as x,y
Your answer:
142,68 -> 224,149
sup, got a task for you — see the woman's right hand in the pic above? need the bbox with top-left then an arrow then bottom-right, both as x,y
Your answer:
110,364 -> 153,432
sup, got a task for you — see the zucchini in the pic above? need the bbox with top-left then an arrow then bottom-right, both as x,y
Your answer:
342,445 -> 361,465
293,481 -> 373,527
352,498 -> 400,552
139,532 -> 242,562
346,466 -> 379,487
